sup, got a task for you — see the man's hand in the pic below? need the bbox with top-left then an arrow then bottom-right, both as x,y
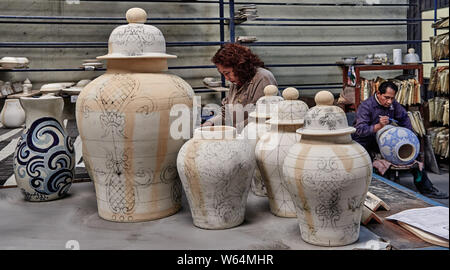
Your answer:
379,115 -> 389,126
373,115 -> 389,132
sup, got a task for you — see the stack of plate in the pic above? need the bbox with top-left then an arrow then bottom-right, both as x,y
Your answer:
81,59 -> 103,70
40,82 -> 75,95
62,79 -> 92,95
0,57 -> 29,69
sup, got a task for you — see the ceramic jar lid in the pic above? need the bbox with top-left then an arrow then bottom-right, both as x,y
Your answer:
297,90 -> 355,136
267,87 -> 308,125
97,7 -> 176,59
249,85 -> 283,119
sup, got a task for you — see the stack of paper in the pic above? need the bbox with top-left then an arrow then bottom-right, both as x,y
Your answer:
386,206 -> 449,247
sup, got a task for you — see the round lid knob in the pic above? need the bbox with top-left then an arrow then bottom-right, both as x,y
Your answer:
408,48 -> 415,54
126,8 -> 147,24
282,87 -> 299,100
314,90 -> 334,106
263,85 -> 278,96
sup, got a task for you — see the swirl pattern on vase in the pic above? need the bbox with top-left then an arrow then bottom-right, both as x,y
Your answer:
14,117 -> 74,201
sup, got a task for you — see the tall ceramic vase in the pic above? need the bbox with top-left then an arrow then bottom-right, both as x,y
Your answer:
282,91 -> 372,246
376,124 -> 420,165
0,99 -> 25,128
76,8 -> 194,222
255,87 -> 308,217
241,85 -> 283,197
13,96 -> 75,201
177,126 -> 255,229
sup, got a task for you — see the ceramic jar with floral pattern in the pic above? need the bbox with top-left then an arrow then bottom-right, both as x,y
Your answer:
376,124 -> 419,165
282,91 -> 372,246
177,126 -> 255,229
76,8 -> 194,222
241,85 -> 283,197
255,87 -> 308,217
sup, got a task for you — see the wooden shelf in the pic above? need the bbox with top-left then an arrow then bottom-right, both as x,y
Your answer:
340,64 -> 424,111
6,90 -> 41,99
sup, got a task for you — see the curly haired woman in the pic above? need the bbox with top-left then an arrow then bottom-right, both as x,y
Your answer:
202,43 -> 278,132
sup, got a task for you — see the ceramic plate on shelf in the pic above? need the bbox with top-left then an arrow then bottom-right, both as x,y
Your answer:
0,57 -> 29,69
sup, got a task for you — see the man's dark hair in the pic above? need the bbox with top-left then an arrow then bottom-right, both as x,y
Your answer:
378,81 -> 398,94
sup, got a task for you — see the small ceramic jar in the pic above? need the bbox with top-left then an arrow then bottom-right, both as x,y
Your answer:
0,99 -> 26,128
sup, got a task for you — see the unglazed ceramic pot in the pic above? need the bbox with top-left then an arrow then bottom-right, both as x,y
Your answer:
177,126 -> 255,229
255,87 -> 308,217
13,96 -> 74,201
76,8 -> 194,222
0,99 -> 25,128
283,91 -> 372,246
241,85 -> 283,197
376,124 -> 419,165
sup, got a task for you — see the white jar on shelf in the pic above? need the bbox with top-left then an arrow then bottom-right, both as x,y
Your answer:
0,98 -> 26,128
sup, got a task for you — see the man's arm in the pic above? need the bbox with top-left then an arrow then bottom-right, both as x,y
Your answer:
393,102 -> 413,131
354,102 -> 379,137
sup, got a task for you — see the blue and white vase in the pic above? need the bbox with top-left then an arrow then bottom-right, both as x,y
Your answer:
376,125 -> 419,165
13,96 -> 75,201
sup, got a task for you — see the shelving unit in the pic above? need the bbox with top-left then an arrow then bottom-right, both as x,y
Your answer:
0,0 -> 438,99
425,1 -> 449,165
339,63 -> 424,110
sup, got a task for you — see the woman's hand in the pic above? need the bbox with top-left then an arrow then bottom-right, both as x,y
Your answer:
201,121 -> 213,127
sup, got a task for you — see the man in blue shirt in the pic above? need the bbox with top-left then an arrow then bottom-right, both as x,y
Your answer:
353,81 -> 447,199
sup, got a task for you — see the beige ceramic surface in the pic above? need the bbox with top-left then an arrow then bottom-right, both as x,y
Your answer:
282,91 -> 372,246
177,126 -> 255,229
298,91 -> 355,136
255,87 -> 308,217
0,99 -> 25,128
20,96 -> 64,131
242,85 -> 283,197
76,8 -> 194,222
97,8 -> 176,59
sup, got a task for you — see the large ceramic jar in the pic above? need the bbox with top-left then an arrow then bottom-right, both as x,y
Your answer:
0,98 -> 25,128
177,126 -> 255,229
255,87 -> 308,217
76,8 -> 194,222
376,124 -> 419,165
282,91 -> 372,246
241,85 -> 283,197
13,96 -> 74,201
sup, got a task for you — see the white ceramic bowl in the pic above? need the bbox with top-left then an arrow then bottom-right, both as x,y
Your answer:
342,57 -> 357,65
